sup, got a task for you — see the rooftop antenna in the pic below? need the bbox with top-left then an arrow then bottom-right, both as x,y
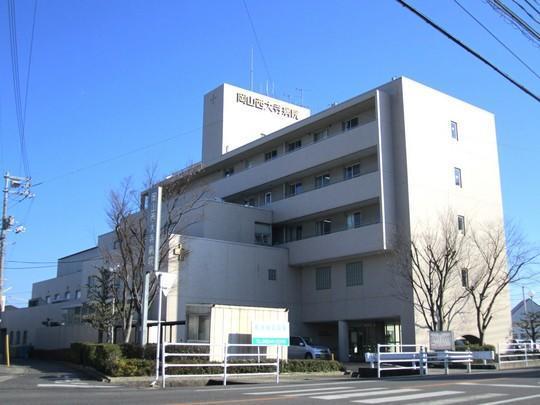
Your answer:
249,48 -> 254,91
296,87 -> 311,106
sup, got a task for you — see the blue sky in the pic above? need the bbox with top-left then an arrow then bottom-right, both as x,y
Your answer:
0,0 -> 538,308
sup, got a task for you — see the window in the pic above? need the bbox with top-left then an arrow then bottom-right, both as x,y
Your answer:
9,331 -> 13,344
244,159 -> 253,169
286,139 -> 302,152
243,197 -> 256,207
316,267 -> 332,290
265,150 -> 277,161
313,129 -> 328,143
342,117 -> 359,131
461,268 -> 469,288
15,331 -> 20,345
264,192 -> 272,205
113,239 -> 120,249
223,167 -> 234,177
22,331 -> 27,345
65,291 -> 71,300
346,262 -> 363,286
315,174 -> 330,189
287,182 -> 303,196
316,219 -> 332,235
53,294 -> 59,302
454,167 -> 462,187
344,163 -> 361,180
75,290 -> 81,300
45,296 -> 51,304
286,225 -> 303,242
457,215 -> 466,234
451,121 -> 459,140
187,314 -> 210,342
268,269 -> 277,281
254,222 -> 272,245
347,212 -> 362,229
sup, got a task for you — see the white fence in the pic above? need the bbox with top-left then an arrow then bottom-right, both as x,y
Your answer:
498,342 -> 540,368
160,342 -> 281,387
376,344 -> 428,378
428,350 -> 473,374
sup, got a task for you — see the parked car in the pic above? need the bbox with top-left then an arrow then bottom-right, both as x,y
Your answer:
288,336 -> 332,360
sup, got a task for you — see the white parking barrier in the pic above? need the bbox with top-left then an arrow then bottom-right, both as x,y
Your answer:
376,344 -> 428,378
160,342 -> 281,388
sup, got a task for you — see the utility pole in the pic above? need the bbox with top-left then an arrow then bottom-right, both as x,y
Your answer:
0,172 -> 33,326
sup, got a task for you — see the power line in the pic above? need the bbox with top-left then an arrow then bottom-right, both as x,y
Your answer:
241,0 -> 273,85
23,0 -> 39,123
7,0 -> 31,177
523,0 -> 540,17
453,0 -> 540,80
486,0 -> 540,44
396,0 -> 540,103
510,0 -> 540,25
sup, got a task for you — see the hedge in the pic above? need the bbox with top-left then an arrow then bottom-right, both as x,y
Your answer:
31,343 -> 343,377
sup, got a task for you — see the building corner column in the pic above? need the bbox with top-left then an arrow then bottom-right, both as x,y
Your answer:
337,320 -> 349,363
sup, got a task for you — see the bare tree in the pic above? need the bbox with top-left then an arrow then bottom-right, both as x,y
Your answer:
394,215 -> 470,332
83,266 -> 117,343
465,223 -> 538,345
517,311 -> 540,342
103,164 -> 207,343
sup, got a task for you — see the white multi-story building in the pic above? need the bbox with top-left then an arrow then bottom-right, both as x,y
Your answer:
2,77 -> 511,361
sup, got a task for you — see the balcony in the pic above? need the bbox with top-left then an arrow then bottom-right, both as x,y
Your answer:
284,223 -> 385,266
271,171 -> 380,223
211,120 -> 379,199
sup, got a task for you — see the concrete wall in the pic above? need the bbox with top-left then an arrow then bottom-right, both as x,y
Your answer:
57,247 -> 101,277
202,83 -> 310,164
165,235 -> 300,342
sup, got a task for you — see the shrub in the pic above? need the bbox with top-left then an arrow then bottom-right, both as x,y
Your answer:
120,343 -> 145,359
94,344 -> 123,375
467,344 -> 496,352
111,358 -> 155,377
281,359 -> 343,373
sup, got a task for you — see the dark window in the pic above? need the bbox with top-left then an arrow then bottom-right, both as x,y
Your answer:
451,121 -> 459,140
265,150 -> 277,161
65,291 -> 71,300
454,167 -> 462,187
316,267 -> 332,290
268,269 -> 277,281
342,117 -> 359,131
315,174 -> 330,189
22,331 -> 27,345
264,192 -> 272,205
346,262 -> 363,286
290,336 -> 301,346
286,139 -> 302,152
255,222 -> 272,245
75,290 -> 81,299
287,182 -> 303,196
344,163 -> 361,180
347,212 -> 362,229
316,219 -> 332,235
313,129 -> 328,143
286,225 -> 303,242
458,215 -> 466,234
461,268 -> 469,288
15,331 -> 20,345
224,167 -> 234,177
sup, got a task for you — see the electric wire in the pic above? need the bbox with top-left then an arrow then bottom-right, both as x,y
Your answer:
241,0 -> 273,85
23,0 -> 39,123
7,0 -> 31,177
524,0 -> 540,15
510,0 -> 540,25
453,0 -> 540,80
396,0 -> 540,103
486,0 -> 540,44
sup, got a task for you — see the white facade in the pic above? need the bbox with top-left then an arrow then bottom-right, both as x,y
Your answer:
3,77 -> 512,360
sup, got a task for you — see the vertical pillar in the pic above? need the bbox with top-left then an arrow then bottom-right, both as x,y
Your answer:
338,320 -> 349,363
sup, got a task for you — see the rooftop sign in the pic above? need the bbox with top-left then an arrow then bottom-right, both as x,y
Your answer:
236,92 -> 300,120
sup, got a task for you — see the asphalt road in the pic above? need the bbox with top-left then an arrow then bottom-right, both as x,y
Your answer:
1,361 -> 540,405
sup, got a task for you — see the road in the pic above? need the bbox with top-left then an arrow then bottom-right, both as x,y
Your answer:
1,361 -> 540,404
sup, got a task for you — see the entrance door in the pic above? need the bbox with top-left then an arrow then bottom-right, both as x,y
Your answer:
349,328 -> 365,362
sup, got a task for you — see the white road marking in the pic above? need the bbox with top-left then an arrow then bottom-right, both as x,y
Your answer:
246,386 -> 354,395
414,393 -> 506,405
38,383 -> 118,388
196,380 -> 371,392
284,388 -> 387,397
482,393 -> 540,404
458,382 -> 540,389
353,390 -> 464,404
312,388 -> 418,400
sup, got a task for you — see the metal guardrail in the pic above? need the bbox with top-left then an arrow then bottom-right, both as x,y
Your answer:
376,344 -> 428,378
160,342 -> 281,388
428,350 -> 473,375
498,342 -> 540,368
